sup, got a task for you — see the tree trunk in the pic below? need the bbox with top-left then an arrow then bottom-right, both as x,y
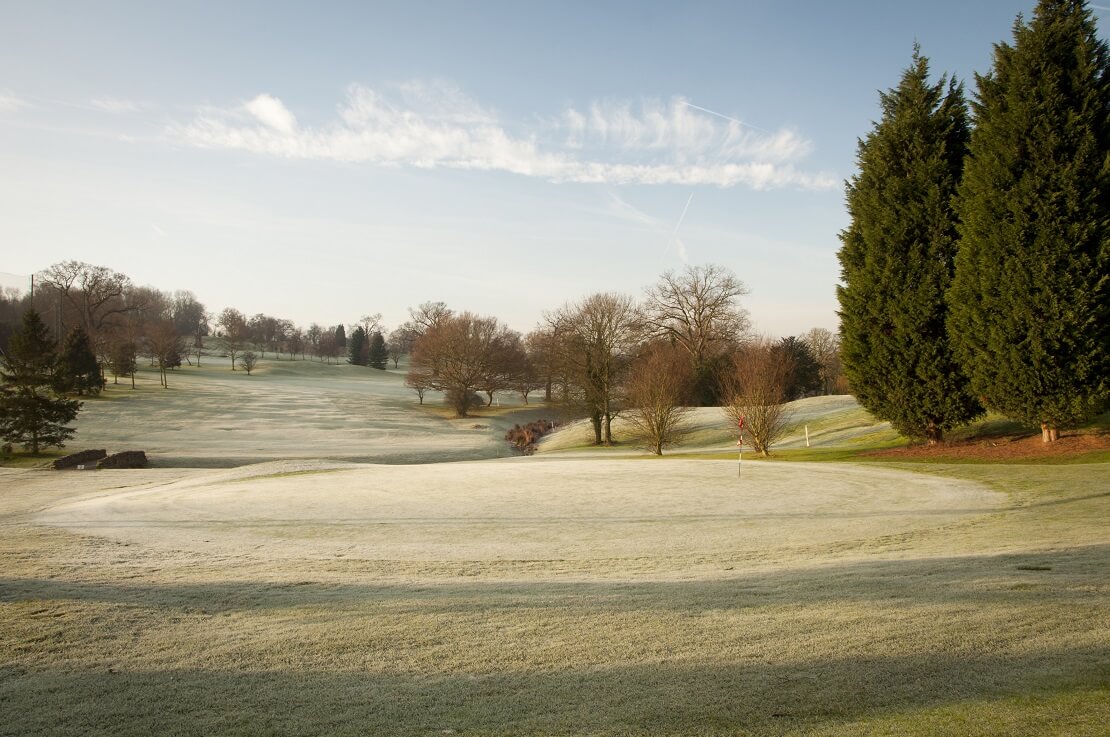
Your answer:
1041,422 -> 1059,443
590,412 -> 602,445
603,413 -> 613,445
925,421 -> 942,446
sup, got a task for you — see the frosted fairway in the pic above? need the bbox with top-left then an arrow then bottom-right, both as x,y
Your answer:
65,357 -> 551,467
37,459 -> 1003,578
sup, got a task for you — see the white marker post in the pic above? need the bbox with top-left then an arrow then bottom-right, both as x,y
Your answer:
805,424 -> 810,448
737,416 -> 745,476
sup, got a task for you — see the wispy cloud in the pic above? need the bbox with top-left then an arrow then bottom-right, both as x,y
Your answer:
243,94 -> 297,133
90,97 -> 148,114
172,83 -> 835,190
0,91 -> 30,113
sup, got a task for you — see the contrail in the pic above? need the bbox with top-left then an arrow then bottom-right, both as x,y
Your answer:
668,193 -> 694,264
673,192 -> 694,235
680,101 -> 770,133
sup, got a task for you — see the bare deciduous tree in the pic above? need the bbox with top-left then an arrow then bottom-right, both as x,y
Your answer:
39,261 -> 135,343
404,367 -> 433,404
624,342 -> 694,455
317,333 -> 340,364
642,263 -> 750,404
305,323 -> 323,357
239,351 -> 258,375
408,301 -> 453,336
286,328 -> 306,360
410,312 -> 513,418
145,320 -> 182,388
514,356 -> 542,404
109,340 -> 137,388
722,339 -> 796,457
559,293 -> 640,445
477,327 -> 526,406
358,313 -> 384,338
801,327 -> 843,395
388,326 -> 417,368
248,314 -> 280,358
527,312 -> 570,403
217,308 -> 249,370
170,291 -> 207,366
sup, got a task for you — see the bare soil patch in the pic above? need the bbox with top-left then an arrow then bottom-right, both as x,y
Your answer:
863,430 -> 1110,461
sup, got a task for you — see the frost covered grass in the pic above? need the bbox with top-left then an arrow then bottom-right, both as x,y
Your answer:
0,365 -> 1106,736
536,396 -> 903,457
2,459 -> 1107,736
32,356 -> 547,467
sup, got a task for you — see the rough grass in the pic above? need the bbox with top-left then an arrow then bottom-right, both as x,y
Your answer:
0,372 -> 1107,736
2,459 -> 1107,736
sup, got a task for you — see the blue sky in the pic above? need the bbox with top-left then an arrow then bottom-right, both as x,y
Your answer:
2,1 -> 1106,336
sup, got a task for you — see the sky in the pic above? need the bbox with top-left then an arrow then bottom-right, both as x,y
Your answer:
2,1 -> 1107,337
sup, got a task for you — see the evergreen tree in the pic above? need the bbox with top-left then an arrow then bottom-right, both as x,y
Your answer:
0,309 -> 80,453
838,49 -> 983,443
348,326 -> 368,366
368,331 -> 388,370
334,325 -> 347,349
776,336 -> 822,400
950,0 -> 1109,442
54,326 -> 104,395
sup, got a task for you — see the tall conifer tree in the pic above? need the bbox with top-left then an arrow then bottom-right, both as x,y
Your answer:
0,309 -> 80,453
950,0 -> 1109,441
54,326 -> 104,395
348,326 -> 368,366
368,331 -> 388,370
838,49 -> 982,443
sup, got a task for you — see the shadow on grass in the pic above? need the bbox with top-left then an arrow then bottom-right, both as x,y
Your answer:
2,545 -> 1108,615
1,649 -> 1106,737
3,547 -> 1109,735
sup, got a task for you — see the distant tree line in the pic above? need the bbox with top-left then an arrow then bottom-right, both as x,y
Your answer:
838,0 -> 1108,444
0,258 -> 845,455
403,264 -> 844,455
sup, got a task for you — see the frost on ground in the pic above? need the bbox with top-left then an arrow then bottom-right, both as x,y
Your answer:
3,361 -> 1108,736
68,358 -> 549,466
34,458 -> 1001,577
537,395 -> 897,455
